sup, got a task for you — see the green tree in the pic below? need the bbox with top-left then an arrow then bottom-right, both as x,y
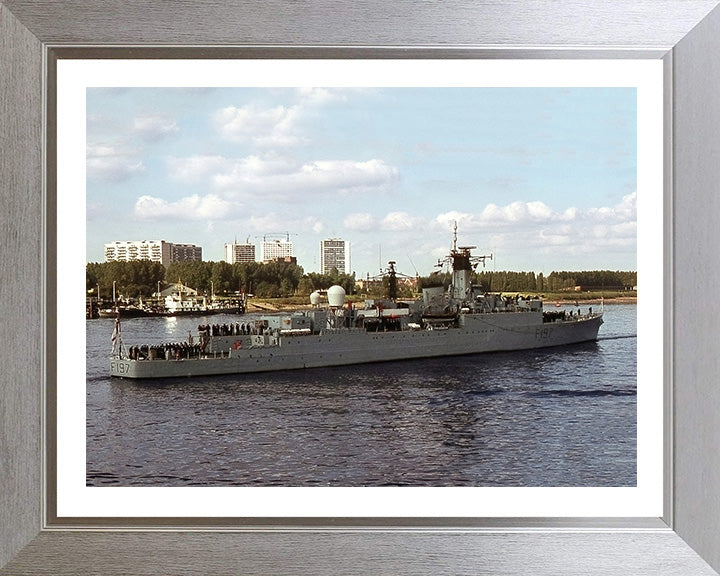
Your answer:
296,276 -> 316,295
165,261 -> 211,293
86,260 -> 165,299
210,261 -> 233,295
232,261 -> 262,294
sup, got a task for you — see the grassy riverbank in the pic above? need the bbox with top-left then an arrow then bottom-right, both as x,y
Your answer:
531,291 -> 636,305
246,291 -> 636,312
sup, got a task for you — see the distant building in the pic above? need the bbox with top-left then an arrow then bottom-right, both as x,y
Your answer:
159,282 -> 198,298
320,238 -> 349,275
261,239 -> 294,263
170,243 -> 202,263
104,240 -> 202,266
224,240 -> 256,264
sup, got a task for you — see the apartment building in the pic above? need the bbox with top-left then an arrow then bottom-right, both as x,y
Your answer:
261,239 -> 294,263
320,238 -> 348,275
224,241 -> 256,264
104,240 -> 202,266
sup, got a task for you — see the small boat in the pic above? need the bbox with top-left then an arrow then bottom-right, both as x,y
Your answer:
98,305 -> 153,318
97,286 -> 246,318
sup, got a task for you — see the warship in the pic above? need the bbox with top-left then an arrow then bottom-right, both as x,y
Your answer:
109,230 -> 603,379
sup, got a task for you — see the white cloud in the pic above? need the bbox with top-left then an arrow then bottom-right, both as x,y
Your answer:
204,156 -> 398,199
381,211 -> 419,231
214,104 -> 303,146
213,89 -> 364,147
294,159 -> 399,194
589,221 -> 637,244
437,192 -> 636,232
133,115 -> 179,141
87,145 -> 144,183
432,192 -> 637,265
561,207 -> 578,221
134,194 -> 233,221
212,155 -> 303,190
434,210 -> 483,232
480,200 -> 556,225
309,219 -> 325,234
537,227 -> 574,247
166,155 -> 231,182
588,191 -> 636,222
344,213 -> 377,231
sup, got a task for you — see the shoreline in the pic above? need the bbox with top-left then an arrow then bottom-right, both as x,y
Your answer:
246,295 -> 637,313
544,296 -> 637,306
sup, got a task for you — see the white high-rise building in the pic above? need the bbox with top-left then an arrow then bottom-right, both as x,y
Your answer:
261,239 -> 294,263
224,241 -> 256,264
320,238 -> 349,275
104,240 -> 201,266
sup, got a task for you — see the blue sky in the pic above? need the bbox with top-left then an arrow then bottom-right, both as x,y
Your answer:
87,87 -> 637,277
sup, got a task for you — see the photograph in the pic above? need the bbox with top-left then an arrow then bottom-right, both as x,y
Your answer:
84,82 -> 639,489
7,2 -> 720,573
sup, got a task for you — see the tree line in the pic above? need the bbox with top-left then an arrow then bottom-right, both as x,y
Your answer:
418,269 -> 637,294
543,270 -> 636,291
86,260 -> 356,300
87,260 -> 636,300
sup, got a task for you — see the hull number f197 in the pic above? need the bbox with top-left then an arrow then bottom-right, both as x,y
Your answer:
110,361 -> 129,375
535,327 -> 553,341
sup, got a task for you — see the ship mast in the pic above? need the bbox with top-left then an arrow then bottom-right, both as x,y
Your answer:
387,261 -> 398,301
448,221 -> 492,302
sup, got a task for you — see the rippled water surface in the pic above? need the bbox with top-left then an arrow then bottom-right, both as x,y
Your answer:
87,305 -> 637,486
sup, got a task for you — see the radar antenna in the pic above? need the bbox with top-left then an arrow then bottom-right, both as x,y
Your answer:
368,260 -> 415,301
436,222 -> 493,301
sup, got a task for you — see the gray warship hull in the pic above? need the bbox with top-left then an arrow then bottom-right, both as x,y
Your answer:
109,227 -> 607,380
110,311 -> 603,379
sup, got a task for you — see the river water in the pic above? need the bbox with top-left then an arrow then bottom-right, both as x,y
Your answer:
86,304 -> 637,487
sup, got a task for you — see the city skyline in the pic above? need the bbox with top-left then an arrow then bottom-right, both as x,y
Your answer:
87,86 -> 638,276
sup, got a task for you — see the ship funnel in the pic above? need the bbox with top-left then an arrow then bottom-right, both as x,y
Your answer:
327,285 -> 346,308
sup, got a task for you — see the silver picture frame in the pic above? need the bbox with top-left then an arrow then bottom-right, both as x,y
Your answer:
2,1 -> 720,574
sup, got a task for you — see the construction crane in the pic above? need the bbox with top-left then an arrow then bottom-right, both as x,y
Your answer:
260,232 -> 298,242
